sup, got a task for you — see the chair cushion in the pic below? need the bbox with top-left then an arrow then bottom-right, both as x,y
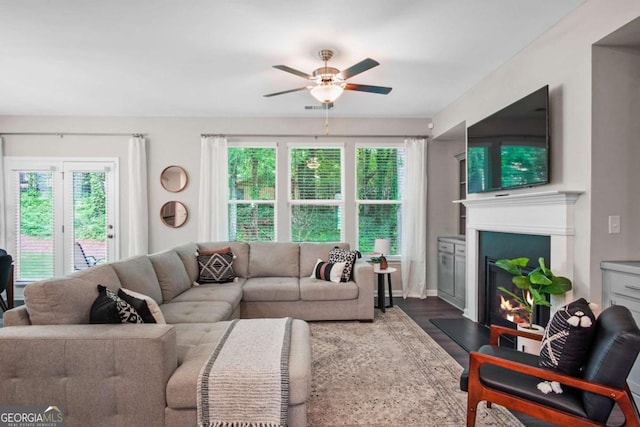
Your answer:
172,242 -> 199,283
299,277 -> 358,301
242,277 -> 300,302
539,298 -> 596,375
581,305 -> 640,423
463,345 -> 587,418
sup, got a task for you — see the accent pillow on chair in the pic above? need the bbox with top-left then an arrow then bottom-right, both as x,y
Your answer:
119,288 -> 166,324
310,259 -> 346,283
539,297 -> 596,375
328,247 -> 357,282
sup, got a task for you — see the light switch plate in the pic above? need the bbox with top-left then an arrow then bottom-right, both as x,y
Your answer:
609,215 -> 621,234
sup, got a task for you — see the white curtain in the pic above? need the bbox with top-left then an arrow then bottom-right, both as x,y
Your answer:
198,135 -> 229,241
401,137 -> 428,298
128,136 -> 149,256
0,137 -> 6,250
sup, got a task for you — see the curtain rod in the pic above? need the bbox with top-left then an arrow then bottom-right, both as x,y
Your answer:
0,132 -> 146,137
201,133 -> 429,139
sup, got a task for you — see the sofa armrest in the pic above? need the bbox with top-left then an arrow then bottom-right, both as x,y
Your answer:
0,324 -> 177,427
3,305 -> 32,326
353,261 -> 374,320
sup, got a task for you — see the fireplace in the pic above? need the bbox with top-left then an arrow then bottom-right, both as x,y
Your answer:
478,231 -> 551,330
457,191 -> 581,323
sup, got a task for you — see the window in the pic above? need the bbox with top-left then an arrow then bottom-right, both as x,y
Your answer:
226,141 -> 405,255
228,147 -> 276,241
356,147 -> 404,254
5,159 -> 118,282
290,147 -> 343,242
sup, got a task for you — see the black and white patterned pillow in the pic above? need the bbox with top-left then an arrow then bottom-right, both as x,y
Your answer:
328,247 -> 357,282
539,298 -> 596,375
90,285 -> 143,324
197,252 -> 236,283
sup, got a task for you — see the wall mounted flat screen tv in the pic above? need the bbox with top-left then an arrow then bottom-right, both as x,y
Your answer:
467,85 -> 549,193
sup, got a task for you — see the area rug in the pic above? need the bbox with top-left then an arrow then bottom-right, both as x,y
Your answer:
307,307 -> 523,426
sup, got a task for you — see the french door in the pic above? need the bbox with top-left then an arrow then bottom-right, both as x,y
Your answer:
4,158 -> 118,282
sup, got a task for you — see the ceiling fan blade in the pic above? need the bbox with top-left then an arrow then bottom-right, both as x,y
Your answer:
344,83 -> 392,95
273,65 -> 312,79
263,86 -> 310,97
339,58 -> 379,80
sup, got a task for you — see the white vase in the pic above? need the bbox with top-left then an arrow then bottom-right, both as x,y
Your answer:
373,263 -> 381,272
516,323 -> 545,355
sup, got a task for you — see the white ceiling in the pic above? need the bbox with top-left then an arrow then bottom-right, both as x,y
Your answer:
0,0 -> 585,118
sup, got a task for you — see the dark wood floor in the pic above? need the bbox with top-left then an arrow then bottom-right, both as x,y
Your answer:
393,296 -> 561,427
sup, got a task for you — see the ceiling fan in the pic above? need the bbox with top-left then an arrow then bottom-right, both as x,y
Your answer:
264,49 -> 392,104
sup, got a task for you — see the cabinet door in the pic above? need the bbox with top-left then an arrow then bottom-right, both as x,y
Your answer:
454,254 -> 466,302
438,252 -> 455,295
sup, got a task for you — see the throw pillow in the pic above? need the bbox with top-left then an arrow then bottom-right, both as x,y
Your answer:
120,288 -> 166,324
90,285 -> 144,324
328,247 -> 357,282
198,246 -> 233,255
118,288 -> 157,323
539,298 -> 597,375
310,258 -> 347,284
90,285 -> 122,324
197,252 -> 236,283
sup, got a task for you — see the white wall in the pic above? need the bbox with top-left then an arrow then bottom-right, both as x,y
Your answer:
591,44 -> 640,302
0,116 -> 429,257
432,0 -> 640,304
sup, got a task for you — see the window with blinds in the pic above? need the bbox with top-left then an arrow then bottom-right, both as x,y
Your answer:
290,147 -> 343,242
228,147 -> 276,241
15,171 -> 55,281
356,147 -> 405,254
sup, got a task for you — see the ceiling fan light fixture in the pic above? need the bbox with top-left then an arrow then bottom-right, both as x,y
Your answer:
310,83 -> 344,104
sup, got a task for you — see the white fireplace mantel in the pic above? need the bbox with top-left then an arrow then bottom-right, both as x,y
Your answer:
455,190 -> 584,321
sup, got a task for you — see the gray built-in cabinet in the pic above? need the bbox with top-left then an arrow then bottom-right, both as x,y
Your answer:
601,261 -> 640,403
438,236 -> 466,310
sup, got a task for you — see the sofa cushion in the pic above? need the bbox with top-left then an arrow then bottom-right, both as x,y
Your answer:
149,250 -> 192,302
299,277 -> 359,301
299,242 -> 349,277
198,242 -> 250,278
160,301 -> 233,324
242,277 -> 300,302
111,256 -> 163,305
197,252 -> 236,284
249,242 -> 299,278
166,319 -> 311,409
172,242 -> 199,283
171,282 -> 244,308
24,264 -> 122,325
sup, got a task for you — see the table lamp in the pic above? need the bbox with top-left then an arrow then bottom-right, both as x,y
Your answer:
374,238 -> 390,270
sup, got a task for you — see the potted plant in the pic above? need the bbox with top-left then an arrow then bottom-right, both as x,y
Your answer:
495,257 -> 572,330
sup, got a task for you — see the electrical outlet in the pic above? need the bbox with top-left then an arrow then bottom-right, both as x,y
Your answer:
608,215 -> 621,234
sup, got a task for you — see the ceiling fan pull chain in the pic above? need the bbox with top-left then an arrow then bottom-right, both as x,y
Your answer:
325,107 -> 330,135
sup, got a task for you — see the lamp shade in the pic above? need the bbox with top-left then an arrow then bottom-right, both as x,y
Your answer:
374,238 -> 391,255
310,83 -> 344,104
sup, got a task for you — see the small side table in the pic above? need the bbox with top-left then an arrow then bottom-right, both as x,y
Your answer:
374,267 -> 396,313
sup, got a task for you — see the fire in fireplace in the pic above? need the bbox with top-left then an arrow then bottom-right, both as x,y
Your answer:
485,258 -> 550,329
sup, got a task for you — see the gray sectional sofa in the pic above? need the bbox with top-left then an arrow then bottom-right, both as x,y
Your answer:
0,241 -> 374,427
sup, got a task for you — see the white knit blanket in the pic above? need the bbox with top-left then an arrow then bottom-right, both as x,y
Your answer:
197,317 -> 293,427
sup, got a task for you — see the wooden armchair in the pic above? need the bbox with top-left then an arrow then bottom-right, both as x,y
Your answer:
460,305 -> 640,427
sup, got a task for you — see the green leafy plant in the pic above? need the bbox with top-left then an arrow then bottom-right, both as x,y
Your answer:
496,257 -> 572,329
